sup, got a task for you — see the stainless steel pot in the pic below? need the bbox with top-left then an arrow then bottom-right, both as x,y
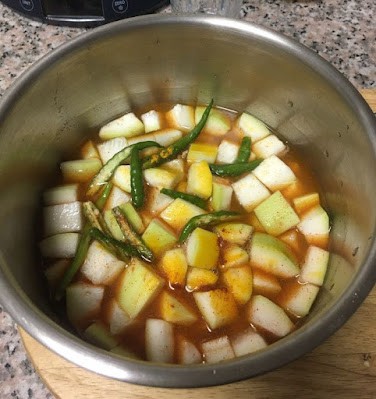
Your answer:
0,15 -> 375,388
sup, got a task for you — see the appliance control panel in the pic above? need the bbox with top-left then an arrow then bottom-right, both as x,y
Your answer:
2,0 -> 167,26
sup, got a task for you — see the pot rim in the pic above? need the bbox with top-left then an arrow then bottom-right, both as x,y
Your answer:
0,14 -> 376,388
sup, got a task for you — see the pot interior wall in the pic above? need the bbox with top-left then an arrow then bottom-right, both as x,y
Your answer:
0,19 -> 375,334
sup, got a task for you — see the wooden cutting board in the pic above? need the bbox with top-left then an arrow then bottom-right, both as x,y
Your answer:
20,89 -> 376,399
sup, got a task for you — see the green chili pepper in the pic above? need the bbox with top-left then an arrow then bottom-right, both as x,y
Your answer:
113,207 -> 154,261
95,182 -> 113,210
142,99 -> 214,169
82,201 -> 105,232
179,210 -> 240,243
130,147 -> 144,209
209,159 -> 263,177
160,188 -> 207,210
87,141 -> 160,197
89,227 -> 139,259
236,137 -> 252,163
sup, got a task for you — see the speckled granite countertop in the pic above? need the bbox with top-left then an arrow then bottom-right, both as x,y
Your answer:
0,1 -> 375,398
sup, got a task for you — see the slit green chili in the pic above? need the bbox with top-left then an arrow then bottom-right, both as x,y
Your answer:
95,182 -> 113,210
87,141 -> 160,197
209,159 -> 263,177
160,188 -> 207,210
142,99 -> 214,169
235,137 -> 252,163
113,207 -> 154,261
89,227 -> 139,259
179,210 -> 240,243
130,147 -> 144,209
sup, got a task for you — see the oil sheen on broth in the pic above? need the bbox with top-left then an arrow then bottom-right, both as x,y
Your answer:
39,102 -> 330,364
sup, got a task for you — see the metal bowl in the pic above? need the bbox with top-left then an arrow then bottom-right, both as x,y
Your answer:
0,15 -> 375,388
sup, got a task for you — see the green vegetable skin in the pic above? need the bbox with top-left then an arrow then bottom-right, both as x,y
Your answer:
160,188 -> 207,210
87,141 -> 160,197
235,137 -> 252,163
142,99 -> 214,169
209,159 -> 263,177
179,211 -> 240,243
130,147 -> 144,209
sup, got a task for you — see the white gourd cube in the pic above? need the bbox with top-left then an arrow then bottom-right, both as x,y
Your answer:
252,269 -> 282,297
145,319 -> 174,363
187,143 -> 218,163
186,161 -> 213,199
236,113 -> 271,142
216,140 -> 240,164
103,186 -> 131,210
159,248 -> 188,286
186,228 -> 219,270
252,134 -> 286,158
247,295 -> 294,337
162,159 -> 185,185
144,167 -> 180,189
160,198 -> 205,231
166,104 -> 195,132
39,232 -> 80,258
195,106 -> 231,137
163,158 -> 185,175
211,182 -> 233,211
249,232 -> 300,278
293,192 -> 320,215
297,205 -> 330,247
159,291 -> 197,325
299,245 -> 329,286
80,240 -> 125,285
141,110 -> 163,133
154,128 -> 183,146
148,188 -> 174,215
231,328 -> 268,356
99,112 -> 144,139
81,140 -> 100,160
202,336 -> 235,364
186,267 -> 218,291
222,265 -> 253,305
61,158 -> 102,183
222,244 -> 249,269
113,165 -> 131,193
97,137 -> 128,164
107,299 -> 133,335
43,201 -> 83,237
141,219 -> 177,256
66,282 -> 104,327
213,222 -> 253,245
254,191 -> 300,236
232,173 -> 270,211
252,155 -> 296,192
43,184 -> 79,205
279,282 -> 320,317
117,258 -> 165,318
178,338 -> 202,364
193,289 -> 238,330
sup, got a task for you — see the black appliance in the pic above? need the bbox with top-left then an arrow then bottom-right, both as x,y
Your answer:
2,0 -> 168,26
